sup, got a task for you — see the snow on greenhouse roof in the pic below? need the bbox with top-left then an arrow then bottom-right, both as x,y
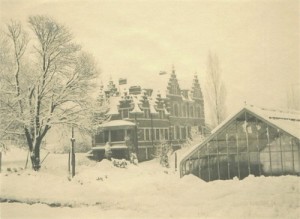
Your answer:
245,105 -> 300,139
210,105 -> 300,138
180,105 -> 300,165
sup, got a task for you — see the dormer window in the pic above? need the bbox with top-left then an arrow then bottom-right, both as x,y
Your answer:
159,110 -> 164,119
190,106 -> 194,118
120,109 -> 129,119
174,104 -> 179,117
144,108 -> 150,118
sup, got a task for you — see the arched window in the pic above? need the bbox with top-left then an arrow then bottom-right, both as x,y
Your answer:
174,104 -> 179,117
159,110 -> 164,119
182,105 -> 186,117
190,106 -> 194,118
144,108 -> 150,118
197,106 -> 201,118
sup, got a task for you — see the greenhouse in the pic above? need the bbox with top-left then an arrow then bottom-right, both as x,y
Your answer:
180,105 -> 300,181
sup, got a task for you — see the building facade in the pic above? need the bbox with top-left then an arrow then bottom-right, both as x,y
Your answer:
90,69 -> 206,161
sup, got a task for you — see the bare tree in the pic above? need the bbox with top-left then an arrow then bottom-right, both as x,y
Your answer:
286,84 -> 300,110
0,16 -> 99,170
205,51 -> 226,128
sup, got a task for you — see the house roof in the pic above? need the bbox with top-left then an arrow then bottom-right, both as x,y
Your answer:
106,96 -> 121,115
130,96 -> 143,114
180,105 -> 300,165
98,120 -> 136,130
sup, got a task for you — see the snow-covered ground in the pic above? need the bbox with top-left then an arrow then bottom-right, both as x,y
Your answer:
0,146 -> 299,219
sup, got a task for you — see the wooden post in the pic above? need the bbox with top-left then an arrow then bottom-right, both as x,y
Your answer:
216,136 -> 220,180
198,148 -> 201,178
278,130 -> 284,174
266,126 -> 273,175
25,150 -> 30,170
207,143 -> 211,181
68,151 -> 70,173
236,120 -> 241,179
255,118 -> 262,176
225,133 -> 230,179
175,152 -> 177,171
70,127 -> 76,178
291,137 -> 295,174
245,112 -> 251,175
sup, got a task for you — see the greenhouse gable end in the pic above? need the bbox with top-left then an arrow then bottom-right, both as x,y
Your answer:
180,105 -> 300,181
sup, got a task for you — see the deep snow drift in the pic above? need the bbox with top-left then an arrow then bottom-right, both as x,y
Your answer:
0,147 -> 299,219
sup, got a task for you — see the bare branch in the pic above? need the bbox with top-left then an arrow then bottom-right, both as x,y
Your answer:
205,51 -> 227,127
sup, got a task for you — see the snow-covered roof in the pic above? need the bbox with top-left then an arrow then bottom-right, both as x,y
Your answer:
245,105 -> 300,139
211,105 -> 300,139
106,96 -> 120,115
92,145 -> 128,150
180,105 -> 300,165
149,98 -> 158,114
99,120 -> 136,130
130,96 -> 143,114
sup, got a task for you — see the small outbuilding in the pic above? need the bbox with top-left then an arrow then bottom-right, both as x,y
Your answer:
180,105 -> 300,181
90,120 -> 137,160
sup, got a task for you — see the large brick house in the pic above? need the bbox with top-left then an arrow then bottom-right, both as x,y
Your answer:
90,68 -> 206,161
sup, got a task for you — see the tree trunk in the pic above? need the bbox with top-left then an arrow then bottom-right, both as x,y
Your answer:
25,129 -> 42,171
30,139 -> 42,171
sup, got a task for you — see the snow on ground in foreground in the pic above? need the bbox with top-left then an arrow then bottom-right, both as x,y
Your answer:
0,147 -> 300,219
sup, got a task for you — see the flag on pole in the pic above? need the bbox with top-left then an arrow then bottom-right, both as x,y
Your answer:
159,71 -> 167,75
119,78 -> 127,85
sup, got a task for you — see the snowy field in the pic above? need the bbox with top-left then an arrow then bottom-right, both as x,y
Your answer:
0,147 -> 299,219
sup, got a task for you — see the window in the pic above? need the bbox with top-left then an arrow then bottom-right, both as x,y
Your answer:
176,126 -> 180,139
197,106 -> 201,118
144,108 -> 150,118
95,132 -> 105,143
181,127 -> 187,139
172,84 -> 177,94
159,110 -> 164,119
190,106 -> 194,117
165,129 -> 169,140
182,105 -> 187,117
174,104 -> 179,117
138,129 -> 144,140
120,109 -> 129,119
169,127 -> 173,140
111,130 -> 125,142
160,129 -> 165,140
104,130 -> 109,143
145,129 -> 150,141
156,129 -> 160,140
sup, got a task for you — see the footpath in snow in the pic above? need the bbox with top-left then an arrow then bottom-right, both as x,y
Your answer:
0,147 -> 299,219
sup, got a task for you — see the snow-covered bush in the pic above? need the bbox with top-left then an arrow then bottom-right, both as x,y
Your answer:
154,141 -> 171,168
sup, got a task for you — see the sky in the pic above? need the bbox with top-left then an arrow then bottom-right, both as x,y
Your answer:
0,0 -> 299,116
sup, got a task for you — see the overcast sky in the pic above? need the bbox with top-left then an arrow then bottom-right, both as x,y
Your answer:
1,0 -> 299,115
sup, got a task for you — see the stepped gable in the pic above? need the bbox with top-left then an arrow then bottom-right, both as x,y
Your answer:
106,96 -> 121,115
166,67 -> 181,96
130,96 -> 143,114
191,74 -> 203,100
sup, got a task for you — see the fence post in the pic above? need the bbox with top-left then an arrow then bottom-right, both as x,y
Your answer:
70,127 -> 76,177
175,152 -> 177,171
0,152 -> 2,173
